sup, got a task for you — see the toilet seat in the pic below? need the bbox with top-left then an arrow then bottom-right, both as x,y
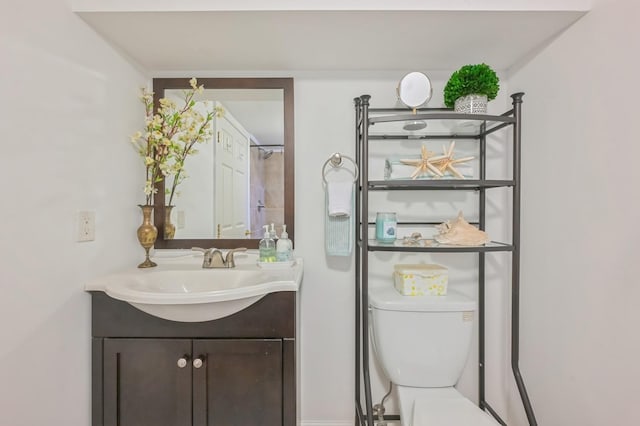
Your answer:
396,387 -> 499,426
412,396 -> 499,426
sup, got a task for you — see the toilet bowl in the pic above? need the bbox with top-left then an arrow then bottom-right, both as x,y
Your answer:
369,286 -> 498,426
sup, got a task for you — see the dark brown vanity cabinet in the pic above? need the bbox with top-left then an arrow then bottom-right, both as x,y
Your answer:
102,338 -> 192,426
91,292 -> 296,426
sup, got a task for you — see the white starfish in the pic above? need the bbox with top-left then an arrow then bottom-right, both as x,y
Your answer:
400,145 -> 447,179
433,141 -> 474,179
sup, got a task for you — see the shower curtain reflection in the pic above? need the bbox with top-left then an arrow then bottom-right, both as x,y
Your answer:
249,147 -> 284,238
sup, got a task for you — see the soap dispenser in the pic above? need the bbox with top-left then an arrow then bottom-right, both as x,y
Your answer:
276,224 -> 293,262
259,225 -> 276,262
270,223 -> 278,241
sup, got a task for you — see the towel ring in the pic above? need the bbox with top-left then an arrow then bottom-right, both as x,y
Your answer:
322,153 -> 359,185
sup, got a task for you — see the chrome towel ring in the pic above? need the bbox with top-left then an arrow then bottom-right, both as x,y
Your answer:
322,152 -> 359,185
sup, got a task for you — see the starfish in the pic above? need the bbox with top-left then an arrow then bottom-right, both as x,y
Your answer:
434,141 -> 474,179
400,145 -> 447,179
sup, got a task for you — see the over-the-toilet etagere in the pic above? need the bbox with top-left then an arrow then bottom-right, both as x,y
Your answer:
353,93 -> 537,425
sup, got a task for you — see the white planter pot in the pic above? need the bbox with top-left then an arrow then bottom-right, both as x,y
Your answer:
454,94 -> 488,114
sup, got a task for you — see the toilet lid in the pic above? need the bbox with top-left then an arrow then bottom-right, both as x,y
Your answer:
369,286 -> 476,312
412,397 -> 499,425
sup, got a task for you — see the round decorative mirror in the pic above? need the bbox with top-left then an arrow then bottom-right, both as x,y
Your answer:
397,71 -> 433,108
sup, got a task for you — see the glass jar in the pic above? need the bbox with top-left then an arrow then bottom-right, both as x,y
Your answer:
375,212 -> 397,243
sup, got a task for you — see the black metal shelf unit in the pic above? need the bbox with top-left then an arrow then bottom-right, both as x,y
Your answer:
368,179 -> 515,190
367,240 -> 514,253
354,93 -> 537,426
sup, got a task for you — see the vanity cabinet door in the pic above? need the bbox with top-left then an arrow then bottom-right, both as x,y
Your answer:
103,338 -> 192,426
192,339 -> 283,426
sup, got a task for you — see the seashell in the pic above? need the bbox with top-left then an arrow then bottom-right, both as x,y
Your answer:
401,232 -> 424,246
435,211 -> 489,246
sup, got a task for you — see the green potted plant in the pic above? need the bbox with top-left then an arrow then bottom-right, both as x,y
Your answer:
443,63 -> 500,114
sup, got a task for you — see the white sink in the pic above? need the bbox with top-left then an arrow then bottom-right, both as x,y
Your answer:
86,252 -> 303,322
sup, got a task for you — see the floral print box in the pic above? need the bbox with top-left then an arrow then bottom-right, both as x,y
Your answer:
393,264 -> 449,296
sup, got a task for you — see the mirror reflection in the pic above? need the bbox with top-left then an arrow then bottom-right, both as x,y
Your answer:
153,78 -> 294,250
164,88 -> 284,239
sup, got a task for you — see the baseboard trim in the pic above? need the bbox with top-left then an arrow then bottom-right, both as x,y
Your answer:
301,421 -> 352,426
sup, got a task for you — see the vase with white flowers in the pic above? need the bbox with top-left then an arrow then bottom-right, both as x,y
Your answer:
130,78 -> 217,266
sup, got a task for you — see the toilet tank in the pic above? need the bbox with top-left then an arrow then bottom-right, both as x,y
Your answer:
369,287 -> 476,387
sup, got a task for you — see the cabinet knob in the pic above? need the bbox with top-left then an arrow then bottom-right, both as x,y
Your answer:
177,357 -> 189,368
193,357 -> 205,369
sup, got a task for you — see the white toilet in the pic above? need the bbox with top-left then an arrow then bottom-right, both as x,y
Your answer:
369,286 -> 499,426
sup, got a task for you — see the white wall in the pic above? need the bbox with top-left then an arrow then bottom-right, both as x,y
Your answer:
507,0 -> 640,424
6,1 -> 639,425
0,0 -> 146,424
294,72 -> 513,424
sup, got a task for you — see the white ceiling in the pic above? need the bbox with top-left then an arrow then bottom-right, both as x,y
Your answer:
74,2 -> 590,72
74,1 -> 590,160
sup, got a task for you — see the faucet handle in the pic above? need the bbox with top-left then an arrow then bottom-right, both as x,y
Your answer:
192,247 -> 216,254
224,247 -> 247,267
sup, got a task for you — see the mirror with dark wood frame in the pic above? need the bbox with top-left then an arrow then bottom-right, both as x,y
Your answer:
153,77 -> 294,250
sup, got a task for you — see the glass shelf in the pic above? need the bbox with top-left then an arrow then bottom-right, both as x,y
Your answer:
366,239 -> 514,253
367,112 -> 515,139
368,179 -> 515,190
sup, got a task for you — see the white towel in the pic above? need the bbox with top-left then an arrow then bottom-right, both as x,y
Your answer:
327,180 -> 353,217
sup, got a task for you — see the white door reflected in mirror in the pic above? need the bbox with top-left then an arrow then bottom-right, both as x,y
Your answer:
164,89 -> 284,240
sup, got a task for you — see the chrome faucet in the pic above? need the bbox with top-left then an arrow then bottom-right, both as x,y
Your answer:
192,247 -> 247,268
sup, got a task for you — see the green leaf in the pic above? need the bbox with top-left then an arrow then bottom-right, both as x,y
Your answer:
443,63 -> 500,108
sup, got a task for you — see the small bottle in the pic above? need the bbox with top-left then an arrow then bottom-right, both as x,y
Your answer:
276,224 -> 293,262
259,225 -> 276,262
